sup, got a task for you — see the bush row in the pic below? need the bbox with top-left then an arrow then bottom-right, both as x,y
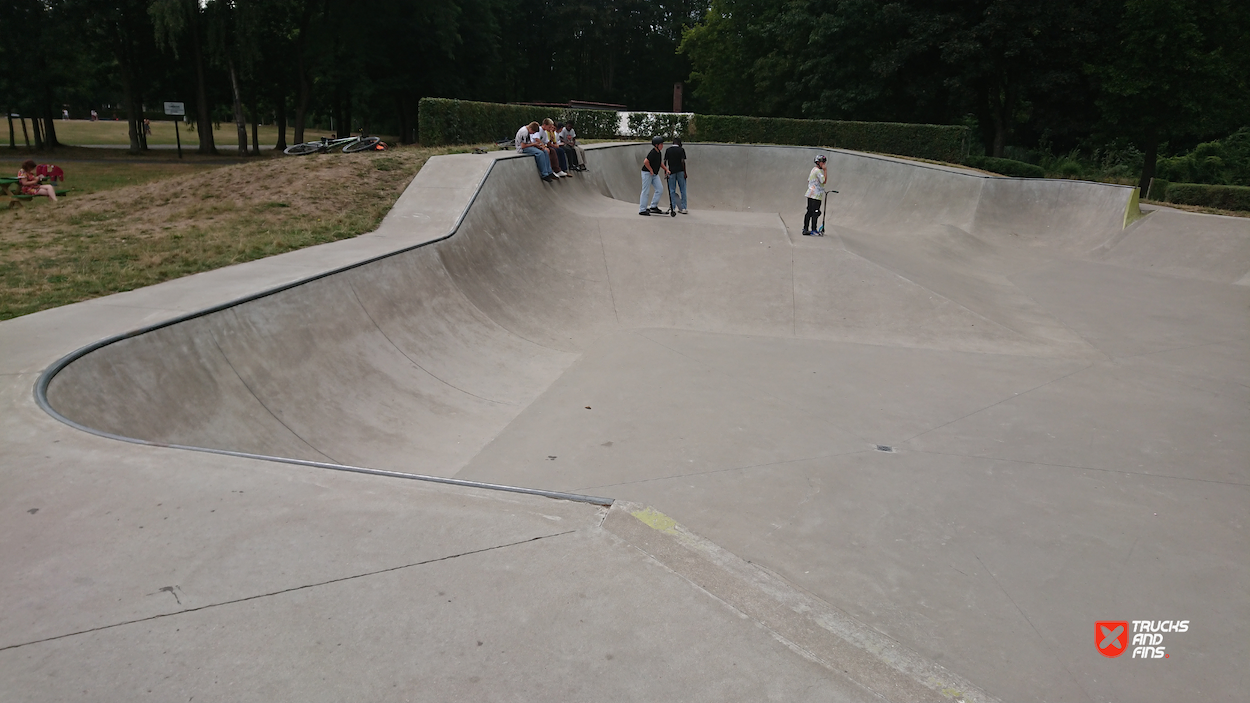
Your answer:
688,114 -> 967,163
1159,182 -> 1250,211
417,98 -> 619,146
418,98 -> 968,162
963,155 -> 1046,179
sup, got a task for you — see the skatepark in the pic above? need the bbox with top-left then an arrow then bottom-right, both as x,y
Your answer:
2,142 -> 1247,701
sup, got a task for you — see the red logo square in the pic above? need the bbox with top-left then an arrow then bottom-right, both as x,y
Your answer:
1097,621 -> 1129,658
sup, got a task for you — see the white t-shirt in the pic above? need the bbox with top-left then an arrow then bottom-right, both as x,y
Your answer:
515,126 -> 532,152
560,127 -> 576,145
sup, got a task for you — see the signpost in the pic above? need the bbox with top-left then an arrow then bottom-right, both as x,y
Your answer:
164,102 -> 185,158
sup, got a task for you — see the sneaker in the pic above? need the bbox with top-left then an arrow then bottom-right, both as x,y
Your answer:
542,175 -> 555,182
679,208 -> 688,214
638,210 -> 651,216
801,229 -> 813,236
648,206 -> 662,214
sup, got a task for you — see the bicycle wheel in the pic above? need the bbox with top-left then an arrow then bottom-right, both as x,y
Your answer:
284,142 -> 324,156
342,136 -> 381,153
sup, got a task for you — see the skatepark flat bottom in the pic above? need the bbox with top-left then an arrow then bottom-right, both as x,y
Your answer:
6,143 -> 1248,701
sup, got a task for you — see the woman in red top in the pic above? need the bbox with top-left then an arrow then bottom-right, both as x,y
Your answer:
17,160 -> 57,203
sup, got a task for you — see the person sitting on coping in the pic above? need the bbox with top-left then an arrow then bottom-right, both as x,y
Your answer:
17,160 -> 57,204
515,122 -> 555,181
541,119 -> 569,177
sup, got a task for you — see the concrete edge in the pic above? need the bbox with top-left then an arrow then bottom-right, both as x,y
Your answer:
603,501 -> 999,703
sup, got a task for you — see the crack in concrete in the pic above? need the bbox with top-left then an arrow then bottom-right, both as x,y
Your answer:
902,363 -> 1095,444
911,448 -> 1250,487
0,530 -> 574,654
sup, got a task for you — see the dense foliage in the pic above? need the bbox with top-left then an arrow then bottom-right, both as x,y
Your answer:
1,0 -> 701,154
417,99 -> 619,146
2,0 -> 1246,194
680,0 -> 1249,191
690,114 -> 966,162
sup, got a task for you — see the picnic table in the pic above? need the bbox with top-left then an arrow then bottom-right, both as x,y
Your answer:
2,176 -> 67,208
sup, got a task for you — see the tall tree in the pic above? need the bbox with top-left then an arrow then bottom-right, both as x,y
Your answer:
1093,0 -> 1250,194
151,0 -> 218,154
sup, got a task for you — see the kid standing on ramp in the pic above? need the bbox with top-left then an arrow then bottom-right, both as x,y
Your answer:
803,154 -> 829,236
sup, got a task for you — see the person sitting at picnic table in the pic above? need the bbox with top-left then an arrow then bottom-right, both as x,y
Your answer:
17,160 -> 57,203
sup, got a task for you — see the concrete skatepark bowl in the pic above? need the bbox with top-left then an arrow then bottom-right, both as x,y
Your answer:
4,143 -> 1248,701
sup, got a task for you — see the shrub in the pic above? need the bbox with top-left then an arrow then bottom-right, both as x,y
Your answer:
1054,158 -> 1084,179
964,155 -> 1046,178
417,98 -> 620,146
688,114 -> 967,162
626,112 -> 692,140
1154,128 -> 1250,186
1164,183 -> 1250,211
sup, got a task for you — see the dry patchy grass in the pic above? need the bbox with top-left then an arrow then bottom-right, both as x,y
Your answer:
1,144 -> 479,320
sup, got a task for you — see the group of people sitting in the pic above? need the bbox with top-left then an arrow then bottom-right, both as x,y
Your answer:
515,119 -> 587,182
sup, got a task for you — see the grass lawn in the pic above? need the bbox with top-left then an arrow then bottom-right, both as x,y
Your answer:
32,119 -> 391,148
3,155 -> 229,196
1,143 -> 488,320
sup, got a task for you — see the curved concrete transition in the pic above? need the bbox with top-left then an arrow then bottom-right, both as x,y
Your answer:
38,144 -> 1250,701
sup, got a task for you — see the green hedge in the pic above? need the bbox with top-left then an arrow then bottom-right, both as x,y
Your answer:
1163,183 -> 1250,211
627,112 -> 692,140
964,155 -> 1046,179
417,98 -> 618,146
1146,178 -> 1171,201
688,114 -> 968,163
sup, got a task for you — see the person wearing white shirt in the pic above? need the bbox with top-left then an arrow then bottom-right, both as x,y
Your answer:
516,122 -> 555,181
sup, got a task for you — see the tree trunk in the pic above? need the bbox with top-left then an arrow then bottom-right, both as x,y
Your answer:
1138,128 -> 1159,198
395,96 -> 409,145
250,100 -> 260,155
227,57 -> 249,155
293,0 -> 315,145
274,89 -> 288,150
7,110 -> 14,148
32,113 -> 45,150
343,93 -> 352,139
188,0 -> 215,155
42,116 -> 59,150
295,57 -> 310,143
21,116 -> 30,147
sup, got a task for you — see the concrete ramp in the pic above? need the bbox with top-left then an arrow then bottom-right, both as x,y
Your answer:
36,143 -> 1250,703
43,143 -> 1141,470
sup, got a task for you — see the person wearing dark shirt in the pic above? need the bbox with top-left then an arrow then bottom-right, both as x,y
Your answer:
639,135 -> 668,215
664,138 -> 688,214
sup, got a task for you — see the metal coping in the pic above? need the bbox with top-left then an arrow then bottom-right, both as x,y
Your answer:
32,141 -> 1132,505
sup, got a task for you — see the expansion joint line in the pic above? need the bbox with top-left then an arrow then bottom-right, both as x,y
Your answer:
0,531 -> 573,654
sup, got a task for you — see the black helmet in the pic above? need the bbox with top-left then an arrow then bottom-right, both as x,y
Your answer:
814,154 -> 828,164
652,135 -> 664,146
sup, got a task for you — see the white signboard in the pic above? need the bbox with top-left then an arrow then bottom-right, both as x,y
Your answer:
163,102 -> 185,116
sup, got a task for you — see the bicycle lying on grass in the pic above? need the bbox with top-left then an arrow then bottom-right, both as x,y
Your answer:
283,134 -> 386,155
